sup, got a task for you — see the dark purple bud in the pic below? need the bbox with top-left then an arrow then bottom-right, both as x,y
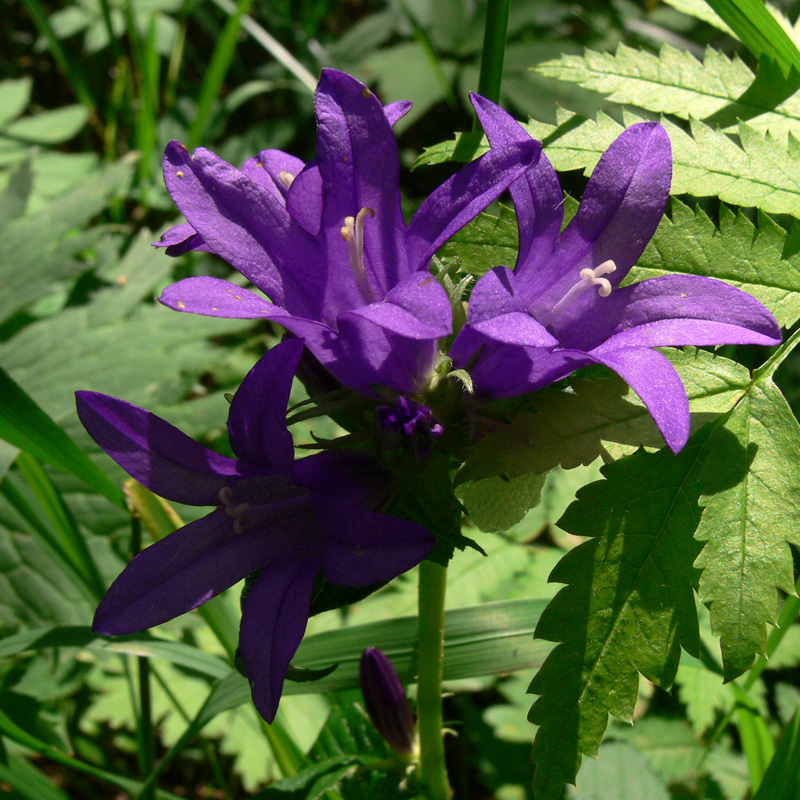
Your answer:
360,648 -> 415,756
376,397 -> 443,460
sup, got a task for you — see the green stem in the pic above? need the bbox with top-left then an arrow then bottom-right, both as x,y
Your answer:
417,560 -> 451,800
131,514 -> 156,800
476,0 -> 511,105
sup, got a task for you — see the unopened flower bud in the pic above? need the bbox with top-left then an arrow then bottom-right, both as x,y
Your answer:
359,648 -> 415,756
376,397 -> 443,461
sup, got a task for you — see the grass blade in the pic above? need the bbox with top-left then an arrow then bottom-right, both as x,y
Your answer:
0,366 -> 126,510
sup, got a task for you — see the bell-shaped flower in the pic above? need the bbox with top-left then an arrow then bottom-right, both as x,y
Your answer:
450,99 -> 782,452
156,69 -> 541,396
76,339 -> 434,722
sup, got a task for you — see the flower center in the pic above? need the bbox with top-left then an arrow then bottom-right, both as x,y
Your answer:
539,259 -> 617,328
341,207 -> 376,303
219,486 -> 251,534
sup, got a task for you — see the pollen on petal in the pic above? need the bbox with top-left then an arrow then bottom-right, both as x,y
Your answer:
177,301 -> 186,309
176,171 -> 184,178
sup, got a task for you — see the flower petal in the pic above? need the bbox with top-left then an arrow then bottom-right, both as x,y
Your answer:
239,558 -> 320,722
162,141 -> 322,317
559,274 -> 782,351
461,267 -> 558,346
286,161 -> 323,235
318,500 -> 434,586
527,122 -> 672,324
93,510 -> 273,634
589,345 -> 690,452
405,138 -> 542,271
315,69 -> 408,299
384,100 -> 413,127
242,149 -> 305,201
227,340 -> 302,474
159,277 -> 275,318
75,391 -> 244,505
470,94 -> 564,272
154,222 -> 213,256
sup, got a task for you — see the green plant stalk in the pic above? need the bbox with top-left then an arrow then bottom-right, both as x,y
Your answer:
136,14 -> 162,181
188,0 -> 255,148
417,560 -> 451,799
130,514 -> 156,800
476,0 -> 511,104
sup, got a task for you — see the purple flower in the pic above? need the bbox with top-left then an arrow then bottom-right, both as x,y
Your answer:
376,396 -> 443,460
155,69 -> 541,396
359,647 -> 415,756
75,339 -> 434,722
450,99 -> 782,452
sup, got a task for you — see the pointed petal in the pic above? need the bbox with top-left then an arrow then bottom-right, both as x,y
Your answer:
405,138 -> 542,271
162,141 -> 323,317
529,122 -> 672,321
384,100 -> 413,127
242,149 -> 305,201
75,391 -> 244,505
239,559 -> 320,722
318,501 -> 434,586
154,222 -> 213,256
471,94 -> 563,270
286,161 -> 322,235
559,274 -> 782,351
159,277 -> 275,318
228,339 -> 303,474
590,345 -> 689,452
462,267 -> 558,346
94,510 -> 268,634
315,69 -> 408,297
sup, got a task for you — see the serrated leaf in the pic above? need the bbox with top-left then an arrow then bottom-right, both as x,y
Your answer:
529,109 -> 800,219
695,376 -> 800,681
456,471 -> 546,533
635,197 -> 800,328
437,203 -> 519,278
536,44 -> 755,122
458,349 -> 751,483
528,430 -> 723,800
675,654 -> 733,734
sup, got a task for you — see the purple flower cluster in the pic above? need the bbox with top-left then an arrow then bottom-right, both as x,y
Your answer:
77,67 -> 781,724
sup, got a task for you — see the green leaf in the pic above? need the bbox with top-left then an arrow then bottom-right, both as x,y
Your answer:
528,432 -> 718,800
661,0 -> 736,35
636,197 -> 800,328
569,741 -> 670,800
528,109 -> 800,219
752,703 -> 800,800
0,77 -> 32,128
1,105 -> 89,144
675,653 -> 733,734
0,157 -> 33,220
0,155 -> 135,324
732,683 -> 775,792
456,471 -> 546,533
458,348 -> 751,483
704,0 -> 800,75
437,203 -> 519,278
0,753 -> 70,800
695,375 -> 800,681
536,44 -> 754,122
0,366 -> 125,509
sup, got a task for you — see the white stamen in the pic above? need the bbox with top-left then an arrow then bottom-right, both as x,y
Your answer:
539,259 -> 617,327
218,486 -> 250,534
341,207 -> 376,303
278,170 -> 294,188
